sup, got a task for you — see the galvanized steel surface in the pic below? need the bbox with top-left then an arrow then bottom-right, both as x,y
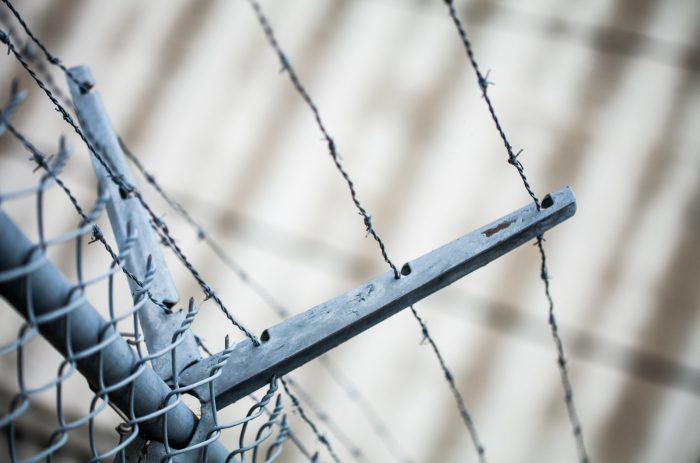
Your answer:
0,0 -> 699,462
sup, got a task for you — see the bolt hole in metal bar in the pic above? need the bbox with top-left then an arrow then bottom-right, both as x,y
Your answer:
181,187 -> 576,409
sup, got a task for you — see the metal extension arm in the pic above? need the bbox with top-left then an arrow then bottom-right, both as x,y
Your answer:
66,66 -> 200,381
65,66 -> 227,462
180,187 -> 577,409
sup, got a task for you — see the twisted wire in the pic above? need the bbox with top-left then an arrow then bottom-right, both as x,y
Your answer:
282,376 -> 368,463
197,336 -> 316,462
0,9 -> 74,110
281,377 -> 342,463
1,84 -> 244,462
229,393 -> 284,461
443,1 -> 588,461
121,137 -> 413,462
0,0 -> 92,94
408,304 -> 484,459
0,105 -> 170,314
247,0 -> 399,280
263,415 -> 289,462
0,153 -> 157,462
317,357 -> 414,463
0,5 -> 395,459
247,0 -> 485,459
126,139 -> 362,458
0,1 -> 588,461
0,6 -> 288,459
0,27 -> 260,346
0,13 -> 333,458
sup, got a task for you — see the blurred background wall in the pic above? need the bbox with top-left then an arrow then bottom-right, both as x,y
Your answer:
0,0 -> 698,461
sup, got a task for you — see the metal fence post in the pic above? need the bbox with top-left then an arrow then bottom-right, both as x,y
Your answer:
0,210 -> 197,448
66,66 -> 201,382
65,66 -> 229,462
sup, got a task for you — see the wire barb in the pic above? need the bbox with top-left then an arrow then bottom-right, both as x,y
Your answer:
442,1 -> 589,461
0,22 -> 260,346
247,0 -> 486,460
247,0 -> 400,280
122,141 -> 413,462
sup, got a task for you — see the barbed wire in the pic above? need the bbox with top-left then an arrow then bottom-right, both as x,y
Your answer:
123,145 -> 422,463
0,133 -> 186,462
281,377 -> 343,463
246,0 -> 399,280
0,118 -> 299,460
0,8 -> 75,110
442,1 -> 589,461
1,3 -> 458,460
0,5 -> 350,459
407,303 -> 485,457
282,376 -> 368,463
120,137 -> 414,463
0,0 -> 92,94
0,0 -> 591,461
317,357 -> 414,463
246,0 -> 487,461
0,45 -> 298,463
0,22 -> 260,347
0,85 -> 171,315
122,137 -> 346,463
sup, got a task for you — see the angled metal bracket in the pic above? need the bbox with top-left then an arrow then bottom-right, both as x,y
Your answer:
180,187 -> 576,409
67,66 -> 201,381
66,67 -> 228,462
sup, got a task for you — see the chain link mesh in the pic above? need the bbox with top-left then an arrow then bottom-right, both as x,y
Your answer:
0,82 -> 297,462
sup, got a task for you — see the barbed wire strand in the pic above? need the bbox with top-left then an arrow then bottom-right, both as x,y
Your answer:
247,0 -> 399,280
0,1 -> 586,461
442,1 -> 589,461
120,142 -> 349,463
120,136 -> 414,463
0,5 -> 333,462
317,357 -> 413,463
281,377 -> 343,463
0,0 -> 91,94
408,303 -> 485,456
246,1 -> 486,461
0,113 -> 169,316
0,9 -> 74,110
282,376 -> 369,463
0,88 -> 302,463
0,24 -> 260,347
1,4 -> 462,460
194,335 -> 318,462
0,9 -> 347,460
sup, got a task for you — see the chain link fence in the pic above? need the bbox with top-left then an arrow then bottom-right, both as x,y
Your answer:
0,75 -> 304,460
0,0 -> 603,461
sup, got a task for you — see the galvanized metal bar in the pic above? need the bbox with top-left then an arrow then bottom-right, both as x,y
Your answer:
66,66 -> 229,462
0,209 -> 197,447
180,187 -> 577,409
66,65 -> 200,380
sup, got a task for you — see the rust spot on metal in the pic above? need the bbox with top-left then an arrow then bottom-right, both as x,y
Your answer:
482,220 -> 513,237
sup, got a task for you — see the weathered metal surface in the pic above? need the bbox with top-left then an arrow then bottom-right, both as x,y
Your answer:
67,65 -> 200,381
181,187 -> 576,409
0,209 -> 197,447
